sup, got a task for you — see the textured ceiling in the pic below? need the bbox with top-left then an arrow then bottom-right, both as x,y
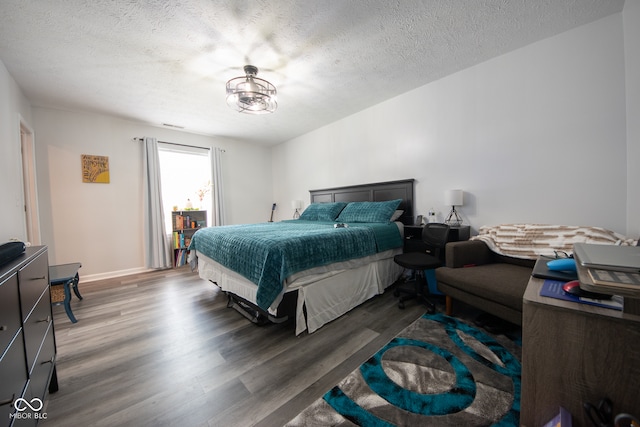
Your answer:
0,0 -> 625,146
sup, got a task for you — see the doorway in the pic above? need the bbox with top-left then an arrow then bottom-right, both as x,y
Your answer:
20,120 -> 41,245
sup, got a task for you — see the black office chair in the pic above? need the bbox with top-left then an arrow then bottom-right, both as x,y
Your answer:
393,223 -> 450,311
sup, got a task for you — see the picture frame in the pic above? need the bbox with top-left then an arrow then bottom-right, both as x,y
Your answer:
81,154 -> 110,183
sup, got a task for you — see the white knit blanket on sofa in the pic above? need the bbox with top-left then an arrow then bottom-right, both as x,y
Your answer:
471,224 -> 637,260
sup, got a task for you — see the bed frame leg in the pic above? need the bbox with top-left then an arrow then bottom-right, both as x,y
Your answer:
445,295 -> 453,316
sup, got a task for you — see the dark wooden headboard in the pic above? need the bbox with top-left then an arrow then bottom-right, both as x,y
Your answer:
309,179 -> 415,225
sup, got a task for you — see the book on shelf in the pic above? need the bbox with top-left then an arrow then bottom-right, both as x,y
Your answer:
172,232 -> 189,249
174,214 -> 184,230
540,280 -> 623,311
173,211 -> 206,229
174,249 -> 188,267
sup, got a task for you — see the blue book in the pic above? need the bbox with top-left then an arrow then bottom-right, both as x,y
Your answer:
540,280 -> 623,310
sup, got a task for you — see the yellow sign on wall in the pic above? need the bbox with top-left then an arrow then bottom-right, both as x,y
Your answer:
81,154 -> 110,183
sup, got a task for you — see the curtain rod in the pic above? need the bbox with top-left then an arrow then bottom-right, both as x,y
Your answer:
133,137 -> 225,152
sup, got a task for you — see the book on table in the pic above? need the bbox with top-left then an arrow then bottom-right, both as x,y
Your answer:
572,245 -> 640,295
587,268 -> 640,290
573,242 -> 640,273
540,280 -> 623,311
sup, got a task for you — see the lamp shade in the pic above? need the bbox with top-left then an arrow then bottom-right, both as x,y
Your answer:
445,189 -> 463,206
291,200 -> 302,209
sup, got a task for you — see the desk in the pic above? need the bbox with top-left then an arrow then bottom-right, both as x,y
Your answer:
521,276 -> 640,426
404,224 -> 470,253
49,262 -> 82,323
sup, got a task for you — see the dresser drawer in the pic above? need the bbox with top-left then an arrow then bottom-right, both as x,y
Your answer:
22,290 -> 52,374
0,330 -> 28,425
0,274 -> 21,355
18,253 -> 48,323
13,380 -> 38,427
26,322 -> 56,405
12,325 -> 56,427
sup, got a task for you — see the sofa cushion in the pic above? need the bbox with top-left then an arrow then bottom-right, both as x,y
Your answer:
490,252 -> 536,268
436,263 -> 532,312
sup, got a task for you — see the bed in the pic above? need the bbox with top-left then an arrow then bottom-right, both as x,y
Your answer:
188,179 -> 415,335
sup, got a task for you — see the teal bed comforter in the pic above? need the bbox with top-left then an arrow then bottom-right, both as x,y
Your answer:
189,220 -> 403,310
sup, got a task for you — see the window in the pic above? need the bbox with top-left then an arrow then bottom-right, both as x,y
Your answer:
158,144 -> 212,234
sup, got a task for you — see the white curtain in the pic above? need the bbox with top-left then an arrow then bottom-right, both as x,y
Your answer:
210,147 -> 226,226
142,137 -> 172,269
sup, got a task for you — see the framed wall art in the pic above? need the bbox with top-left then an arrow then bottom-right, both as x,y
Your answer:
81,154 -> 110,183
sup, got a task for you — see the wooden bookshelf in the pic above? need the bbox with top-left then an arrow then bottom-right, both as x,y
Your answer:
171,210 -> 206,267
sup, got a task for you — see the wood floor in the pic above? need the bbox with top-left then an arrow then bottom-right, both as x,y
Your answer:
41,268 -> 431,427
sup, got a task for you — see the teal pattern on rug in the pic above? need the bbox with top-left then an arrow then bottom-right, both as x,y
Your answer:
321,312 -> 521,426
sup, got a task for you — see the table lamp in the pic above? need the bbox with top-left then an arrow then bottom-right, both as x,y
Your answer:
291,200 -> 302,219
444,189 -> 463,226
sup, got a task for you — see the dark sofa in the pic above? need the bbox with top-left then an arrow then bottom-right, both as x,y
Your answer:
435,240 -> 535,326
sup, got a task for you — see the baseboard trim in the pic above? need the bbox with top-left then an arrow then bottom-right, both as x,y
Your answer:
80,267 -> 154,283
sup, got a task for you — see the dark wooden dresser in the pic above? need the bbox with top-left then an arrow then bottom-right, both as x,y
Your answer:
0,246 -> 58,426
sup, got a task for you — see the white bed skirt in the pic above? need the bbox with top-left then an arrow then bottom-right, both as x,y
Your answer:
193,249 -> 403,335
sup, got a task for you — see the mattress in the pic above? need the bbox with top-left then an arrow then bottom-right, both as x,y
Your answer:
188,220 -> 403,310
193,248 -> 403,334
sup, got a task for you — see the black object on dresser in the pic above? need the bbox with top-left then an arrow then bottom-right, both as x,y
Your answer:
0,246 -> 58,426
0,242 -> 25,267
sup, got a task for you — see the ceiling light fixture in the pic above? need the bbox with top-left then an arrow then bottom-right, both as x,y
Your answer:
226,65 -> 277,114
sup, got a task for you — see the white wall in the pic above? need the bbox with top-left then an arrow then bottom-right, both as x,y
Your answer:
624,0 -> 640,238
0,61 -> 33,243
32,107 -> 272,279
2,6 -> 637,281
272,13 -> 634,237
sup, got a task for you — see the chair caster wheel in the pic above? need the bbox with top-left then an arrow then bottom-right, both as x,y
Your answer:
398,302 -> 405,309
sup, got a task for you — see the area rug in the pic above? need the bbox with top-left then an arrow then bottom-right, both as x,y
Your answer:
286,312 -> 521,426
